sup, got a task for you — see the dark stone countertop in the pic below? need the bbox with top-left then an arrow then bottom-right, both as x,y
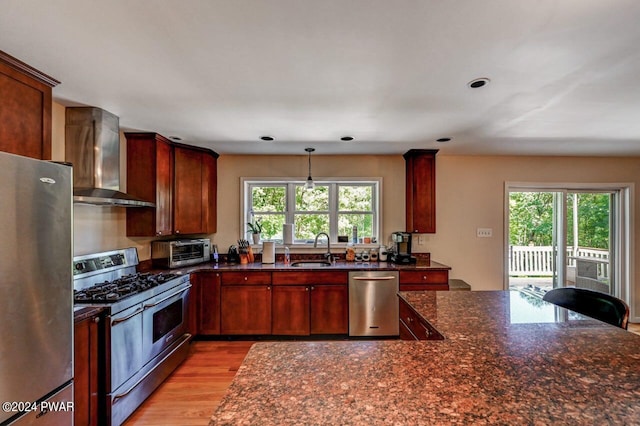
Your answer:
209,290 -> 640,425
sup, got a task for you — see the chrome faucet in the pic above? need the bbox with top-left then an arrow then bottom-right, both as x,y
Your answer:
314,232 -> 332,262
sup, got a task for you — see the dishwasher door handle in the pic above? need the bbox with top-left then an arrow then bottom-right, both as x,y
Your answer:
352,276 -> 397,281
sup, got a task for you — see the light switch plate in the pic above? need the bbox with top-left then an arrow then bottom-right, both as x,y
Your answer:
477,228 -> 493,237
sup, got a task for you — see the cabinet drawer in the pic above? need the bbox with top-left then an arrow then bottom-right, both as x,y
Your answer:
400,283 -> 449,291
399,270 -> 448,284
221,271 -> 271,285
399,298 -> 443,341
272,271 -> 347,285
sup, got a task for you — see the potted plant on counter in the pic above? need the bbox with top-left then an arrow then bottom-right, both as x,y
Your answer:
247,221 -> 262,244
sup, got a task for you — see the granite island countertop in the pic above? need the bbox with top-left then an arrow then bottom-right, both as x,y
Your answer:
209,290 -> 640,425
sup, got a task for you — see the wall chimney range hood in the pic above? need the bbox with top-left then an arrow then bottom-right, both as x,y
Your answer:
65,107 -> 154,207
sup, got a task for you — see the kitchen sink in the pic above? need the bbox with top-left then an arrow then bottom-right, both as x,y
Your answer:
290,260 -> 332,268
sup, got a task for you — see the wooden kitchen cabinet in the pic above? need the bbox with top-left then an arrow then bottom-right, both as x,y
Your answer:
272,271 -> 348,335
125,133 -> 218,236
0,50 -> 59,160
399,297 -> 443,341
189,271 -> 221,335
220,272 -> 272,335
399,270 -> 449,291
403,149 -> 438,233
272,286 -> 310,335
74,309 -> 104,426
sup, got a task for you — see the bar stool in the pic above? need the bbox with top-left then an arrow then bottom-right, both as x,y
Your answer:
543,286 -> 629,329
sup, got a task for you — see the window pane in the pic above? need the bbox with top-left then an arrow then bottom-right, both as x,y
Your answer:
295,214 -> 330,241
339,185 -> 372,211
296,185 -> 329,211
338,214 -> 373,239
253,214 -> 286,241
252,186 -> 286,212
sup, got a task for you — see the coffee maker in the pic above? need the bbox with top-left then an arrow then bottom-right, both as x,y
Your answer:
390,232 -> 416,264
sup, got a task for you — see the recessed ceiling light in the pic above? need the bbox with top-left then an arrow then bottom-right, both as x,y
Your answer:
436,137 -> 451,143
260,136 -> 274,141
468,78 -> 490,89
169,136 -> 182,141
340,136 -> 354,141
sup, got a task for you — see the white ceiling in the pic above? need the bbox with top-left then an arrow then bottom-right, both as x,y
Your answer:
2,0 -> 640,156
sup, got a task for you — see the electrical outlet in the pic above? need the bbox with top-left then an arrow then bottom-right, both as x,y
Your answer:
418,235 -> 425,245
477,228 -> 493,238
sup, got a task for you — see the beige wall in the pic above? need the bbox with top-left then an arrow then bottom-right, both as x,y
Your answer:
52,102 -> 640,319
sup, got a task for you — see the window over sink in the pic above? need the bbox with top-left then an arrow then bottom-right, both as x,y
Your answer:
242,178 -> 380,244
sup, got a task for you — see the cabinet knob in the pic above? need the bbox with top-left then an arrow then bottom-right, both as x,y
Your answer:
157,231 -> 162,236
406,316 -> 413,323
267,286 -> 271,290
244,276 -> 248,281
310,286 -> 315,291
306,287 -> 310,291
422,276 -> 427,280
93,316 -> 100,323
176,230 -> 180,234
414,229 -> 419,233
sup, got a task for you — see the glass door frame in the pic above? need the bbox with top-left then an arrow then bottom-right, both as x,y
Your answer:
504,182 -> 633,316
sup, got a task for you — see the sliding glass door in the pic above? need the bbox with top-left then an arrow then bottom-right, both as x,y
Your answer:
507,186 -> 621,299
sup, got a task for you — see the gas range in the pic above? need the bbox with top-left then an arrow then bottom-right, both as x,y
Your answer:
73,248 -> 188,314
72,248 -> 192,426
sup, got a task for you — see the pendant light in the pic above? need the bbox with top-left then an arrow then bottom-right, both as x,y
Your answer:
305,147 -> 315,190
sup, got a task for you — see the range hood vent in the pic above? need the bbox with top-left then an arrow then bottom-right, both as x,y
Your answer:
65,107 -> 154,207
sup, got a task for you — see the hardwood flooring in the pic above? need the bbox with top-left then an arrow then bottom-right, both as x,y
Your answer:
123,341 -> 254,426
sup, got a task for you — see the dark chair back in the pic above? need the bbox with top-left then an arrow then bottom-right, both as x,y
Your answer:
542,287 -> 629,329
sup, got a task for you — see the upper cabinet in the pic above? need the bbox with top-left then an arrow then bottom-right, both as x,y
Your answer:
125,133 -> 218,237
404,149 -> 438,233
0,50 -> 59,160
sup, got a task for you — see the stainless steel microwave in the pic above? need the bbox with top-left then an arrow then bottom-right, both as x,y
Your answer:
151,238 -> 211,268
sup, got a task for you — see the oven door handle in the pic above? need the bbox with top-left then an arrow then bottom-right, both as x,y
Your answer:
111,307 -> 143,326
142,284 -> 192,310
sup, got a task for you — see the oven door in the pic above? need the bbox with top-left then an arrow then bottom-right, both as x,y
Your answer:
110,303 -> 144,392
142,282 -> 191,364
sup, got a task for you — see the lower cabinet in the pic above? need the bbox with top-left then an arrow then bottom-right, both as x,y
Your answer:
399,297 -> 443,341
73,309 -> 104,426
220,272 -> 273,335
189,271 -> 221,335
272,286 -> 310,335
399,270 -> 449,291
272,271 -> 348,336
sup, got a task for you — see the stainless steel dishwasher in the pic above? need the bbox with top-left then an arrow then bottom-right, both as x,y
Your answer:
349,271 -> 399,336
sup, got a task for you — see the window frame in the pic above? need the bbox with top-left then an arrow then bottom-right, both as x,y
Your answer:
242,177 -> 382,245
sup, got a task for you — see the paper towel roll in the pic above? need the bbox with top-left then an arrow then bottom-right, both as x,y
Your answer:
283,223 -> 294,245
262,241 -> 275,264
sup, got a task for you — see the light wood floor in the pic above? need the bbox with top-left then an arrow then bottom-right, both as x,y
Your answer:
123,341 -> 254,426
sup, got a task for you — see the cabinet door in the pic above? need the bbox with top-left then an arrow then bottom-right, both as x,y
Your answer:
404,149 -> 437,233
201,152 -> 217,233
73,315 -> 100,426
199,272 -> 221,335
0,52 -> 57,160
126,133 -> 173,237
272,286 -> 310,335
310,284 -> 348,334
220,285 -> 272,334
174,146 -> 203,234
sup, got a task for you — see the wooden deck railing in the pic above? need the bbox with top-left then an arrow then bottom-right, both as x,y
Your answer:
509,246 -> 609,279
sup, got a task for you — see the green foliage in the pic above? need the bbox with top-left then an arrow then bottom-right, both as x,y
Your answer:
250,183 -> 375,241
510,191 -> 610,249
246,221 -> 262,234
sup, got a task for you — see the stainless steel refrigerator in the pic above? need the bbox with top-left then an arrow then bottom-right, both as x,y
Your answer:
0,151 -> 73,425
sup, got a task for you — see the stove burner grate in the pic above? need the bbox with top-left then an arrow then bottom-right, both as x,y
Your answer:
74,272 -> 179,302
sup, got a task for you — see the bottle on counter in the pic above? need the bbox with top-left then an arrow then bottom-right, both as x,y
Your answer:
352,225 -> 358,244
345,243 -> 356,262
284,246 -> 291,265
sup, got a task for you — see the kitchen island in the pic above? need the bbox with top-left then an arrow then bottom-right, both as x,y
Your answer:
209,290 -> 640,425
